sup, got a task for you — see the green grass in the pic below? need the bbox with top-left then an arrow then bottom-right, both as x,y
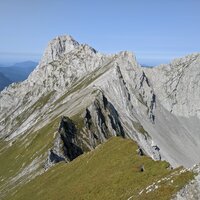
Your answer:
70,112 -> 85,130
0,117 -> 61,197
2,137 -> 194,200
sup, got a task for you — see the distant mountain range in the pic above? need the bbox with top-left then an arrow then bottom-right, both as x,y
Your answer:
0,72 -> 11,90
141,64 -> 154,68
0,61 -> 37,90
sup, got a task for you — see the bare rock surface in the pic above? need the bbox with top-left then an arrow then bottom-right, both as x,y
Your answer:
172,165 -> 200,200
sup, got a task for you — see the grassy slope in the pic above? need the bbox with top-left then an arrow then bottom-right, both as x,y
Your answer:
0,117 -> 61,198
0,62 -> 113,198
3,137 -> 194,200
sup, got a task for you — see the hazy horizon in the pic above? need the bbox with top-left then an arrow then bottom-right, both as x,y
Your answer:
1,50 -> 199,67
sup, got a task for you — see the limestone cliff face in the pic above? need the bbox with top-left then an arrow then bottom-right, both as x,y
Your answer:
142,54 -> 200,168
144,53 -> 200,117
40,35 -> 80,66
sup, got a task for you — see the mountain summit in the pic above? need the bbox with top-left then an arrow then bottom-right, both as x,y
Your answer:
0,35 -> 200,199
40,35 -> 80,65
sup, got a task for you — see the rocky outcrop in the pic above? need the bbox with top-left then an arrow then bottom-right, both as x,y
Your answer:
40,35 -> 80,66
45,116 -> 83,169
86,91 -> 125,143
144,53 -> 200,118
172,165 -> 200,200
45,91 -> 128,169
59,116 -> 83,160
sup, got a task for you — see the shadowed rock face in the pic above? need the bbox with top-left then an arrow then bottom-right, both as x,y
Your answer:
84,108 -> 92,129
45,116 -> 84,169
88,92 -> 126,142
45,92 -> 127,169
59,116 -> 83,161
106,99 -> 125,137
48,149 -> 65,164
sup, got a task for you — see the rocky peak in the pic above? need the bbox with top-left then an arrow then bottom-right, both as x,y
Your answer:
144,53 -> 200,117
170,53 -> 200,68
117,51 -> 138,64
40,35 -> 80,66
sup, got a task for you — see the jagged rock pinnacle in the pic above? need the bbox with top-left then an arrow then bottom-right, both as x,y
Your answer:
40,35 -> 79,65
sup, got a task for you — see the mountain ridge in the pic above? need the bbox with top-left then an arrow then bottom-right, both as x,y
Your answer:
0,35 -> 200,199
1,35 -> 200,167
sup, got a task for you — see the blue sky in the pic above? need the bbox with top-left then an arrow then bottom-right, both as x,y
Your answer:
0,0 -> 199,65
